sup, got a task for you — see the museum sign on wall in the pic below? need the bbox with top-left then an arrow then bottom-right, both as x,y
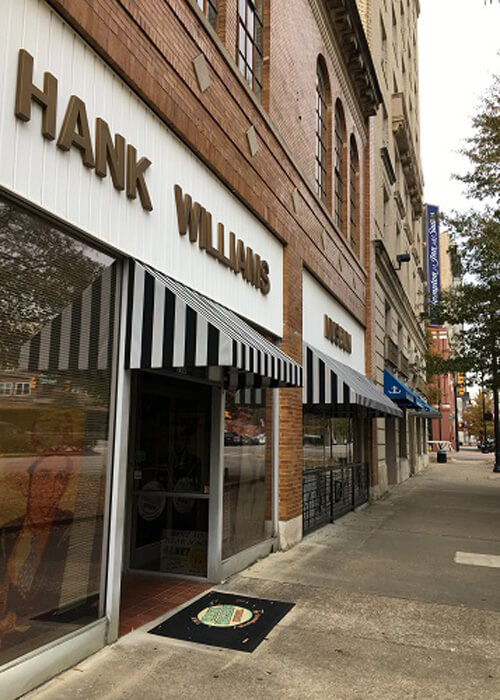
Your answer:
302,270 -> 365,373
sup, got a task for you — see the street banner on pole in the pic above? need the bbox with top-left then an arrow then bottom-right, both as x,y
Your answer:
426,204 -> 441,323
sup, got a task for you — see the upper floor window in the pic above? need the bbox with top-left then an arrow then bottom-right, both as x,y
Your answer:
397,321 -> 404,349
392,5 -> 398,60
237,0 -> 263,99
383,184 -> 390,238
316,59 -> 330,206
196,0 -> 217,28
385,302 -> 392,339
380,17 -> 387,79
334,100 -> 346,234
349,135 -> 360,255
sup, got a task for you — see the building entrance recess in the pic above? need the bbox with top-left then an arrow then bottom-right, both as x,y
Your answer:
128,373 -> 211,578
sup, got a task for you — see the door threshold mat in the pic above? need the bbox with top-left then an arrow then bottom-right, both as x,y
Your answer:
148,590 -> 294,652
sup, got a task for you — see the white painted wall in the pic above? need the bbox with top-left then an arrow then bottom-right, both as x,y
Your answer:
0,0 -> 283,336
302,269 -> 365,373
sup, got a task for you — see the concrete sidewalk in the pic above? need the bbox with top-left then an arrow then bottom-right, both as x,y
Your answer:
27,451 -> 500,699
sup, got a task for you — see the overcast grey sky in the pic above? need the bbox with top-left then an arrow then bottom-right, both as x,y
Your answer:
418,0 -> 500,215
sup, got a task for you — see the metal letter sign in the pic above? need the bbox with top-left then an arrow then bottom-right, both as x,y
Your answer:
426,204 -> 441,323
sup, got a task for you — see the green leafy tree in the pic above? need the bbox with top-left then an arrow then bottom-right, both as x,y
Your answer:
432,209 -> 500,467
464,391 -> 494,443
456,73 -> 500,203
429,68 -> 500,468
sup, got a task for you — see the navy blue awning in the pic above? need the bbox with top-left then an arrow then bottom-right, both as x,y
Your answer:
384,370 -> 437,417
383,370 -> 429,411
384,370 -> 417,407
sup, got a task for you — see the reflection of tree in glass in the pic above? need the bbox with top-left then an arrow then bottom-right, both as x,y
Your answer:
0,199 -> 104,368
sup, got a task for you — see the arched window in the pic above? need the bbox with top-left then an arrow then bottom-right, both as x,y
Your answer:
196,0 -> 217,29
237,1 -> 264,99
349,135 -> 360,255
315,58 -> 330,206
334,100 -> 346,233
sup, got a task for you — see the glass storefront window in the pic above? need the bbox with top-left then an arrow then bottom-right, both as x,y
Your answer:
222,389 -> 271,560
303,410 -> 354,469
0,195 -> 117,665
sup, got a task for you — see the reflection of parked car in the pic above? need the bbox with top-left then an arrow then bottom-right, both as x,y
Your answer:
480,438 -> 495,453
224,432 -> 243,446
240,434 -> 266,445
303,434 -> 323,446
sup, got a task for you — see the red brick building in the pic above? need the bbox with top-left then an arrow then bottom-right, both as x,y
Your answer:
429,327 -> 456,449
0,0 -> 408,694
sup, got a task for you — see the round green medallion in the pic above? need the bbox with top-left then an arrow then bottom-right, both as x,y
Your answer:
197,604 -> 253,628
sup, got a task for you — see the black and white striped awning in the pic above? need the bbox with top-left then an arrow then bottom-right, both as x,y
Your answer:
303,343 -> 402,417
234,388 -> 265,405
19,263 -> 118,372
125,260 -> 302,389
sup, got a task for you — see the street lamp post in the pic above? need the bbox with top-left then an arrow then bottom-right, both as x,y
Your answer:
481,379 -> 486,445
453,374 -> 460,452
492,357 -> 500,473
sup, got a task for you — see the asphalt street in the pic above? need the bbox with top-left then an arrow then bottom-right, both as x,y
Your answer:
25,448 -> 500,699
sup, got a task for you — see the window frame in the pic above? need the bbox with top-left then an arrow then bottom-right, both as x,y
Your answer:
334,100 -> 346,234
237,0 -> 264,99
315,61 -> 329,205
0,189 -> 120,666
196,0 -> 217,29
14,381 -> 30,396
349,135 -> 360,255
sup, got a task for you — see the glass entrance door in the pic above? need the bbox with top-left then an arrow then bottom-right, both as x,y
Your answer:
129,373 -> 211,577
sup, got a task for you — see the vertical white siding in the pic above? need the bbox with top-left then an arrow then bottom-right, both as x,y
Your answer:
302,269 -> 365,373
0,0 -> 284,337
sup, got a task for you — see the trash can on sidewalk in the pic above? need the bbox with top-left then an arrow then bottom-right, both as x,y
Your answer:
437,450 -> 447,463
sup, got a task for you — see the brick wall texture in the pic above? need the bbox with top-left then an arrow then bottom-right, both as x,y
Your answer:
45,0 -> 372,522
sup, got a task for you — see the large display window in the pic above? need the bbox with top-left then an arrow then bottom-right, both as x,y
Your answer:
0,195 -> 117,665
222,390 -> 272,560
303,410 -> 354,469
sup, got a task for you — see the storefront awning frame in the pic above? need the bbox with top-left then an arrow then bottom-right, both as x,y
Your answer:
126,260 -> 302,389
408,408 -> 442,419
303,343 -> 403,417
384,370 -> 433,414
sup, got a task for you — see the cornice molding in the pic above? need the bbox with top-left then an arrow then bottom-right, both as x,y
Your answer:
325,0 -> 382,115
391,93 -> 423,218
309,0 -> 368,141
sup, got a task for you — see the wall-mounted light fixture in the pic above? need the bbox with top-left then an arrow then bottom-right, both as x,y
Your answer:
395,253 -> 411,270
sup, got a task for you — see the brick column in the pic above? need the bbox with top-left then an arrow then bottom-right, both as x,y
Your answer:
277,245 -> 303,548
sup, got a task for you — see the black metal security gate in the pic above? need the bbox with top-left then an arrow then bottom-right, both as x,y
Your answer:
302,463 -> 370,535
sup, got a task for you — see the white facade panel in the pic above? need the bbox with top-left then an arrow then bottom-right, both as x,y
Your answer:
0,0 -> 283,336
302,269 -> 365,373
